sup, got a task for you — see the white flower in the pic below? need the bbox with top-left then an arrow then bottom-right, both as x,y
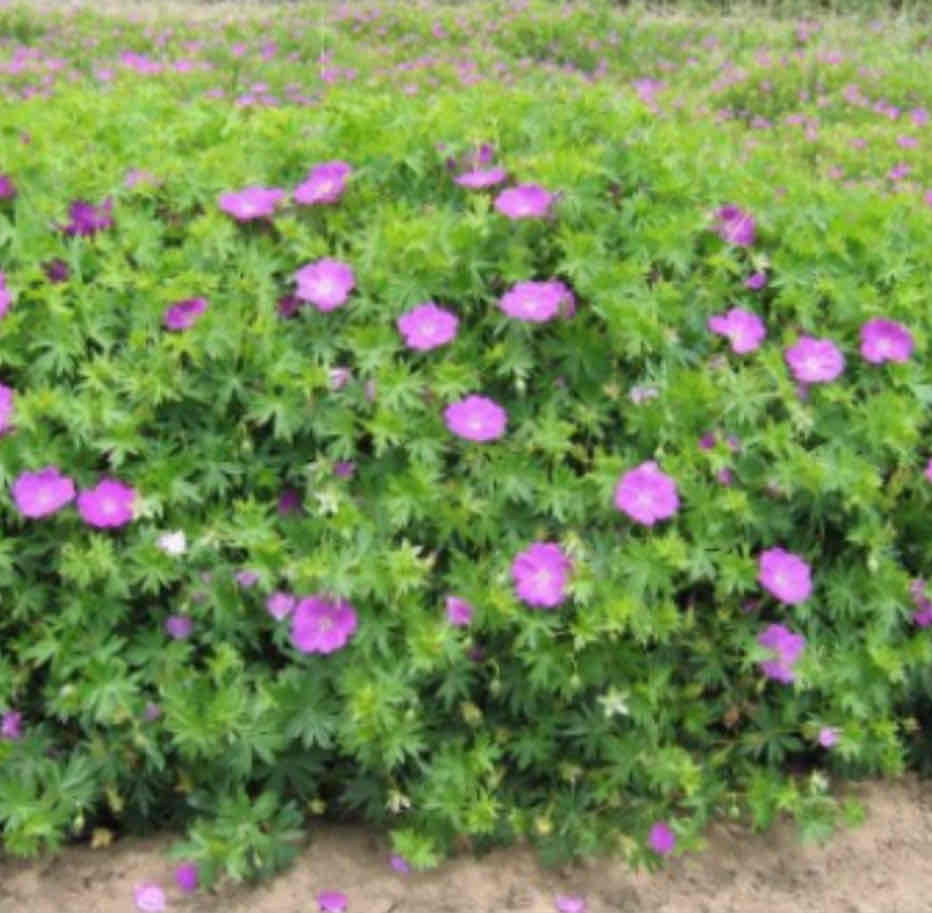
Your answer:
597,686 -> 630,719
157,530 -> 187,556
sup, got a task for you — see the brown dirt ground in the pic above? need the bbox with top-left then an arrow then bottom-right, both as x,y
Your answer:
2,774 -> 932,912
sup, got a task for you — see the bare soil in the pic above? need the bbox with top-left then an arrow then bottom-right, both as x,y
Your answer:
2,775 -> 932,912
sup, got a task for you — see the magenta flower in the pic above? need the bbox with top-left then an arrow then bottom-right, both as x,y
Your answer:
511,542 -> 572,608
494,183 -> 554,219
0,273 -> 10,320
444,395 -> 507,442
707,307 -> 766,354
12,467 -> 76,518
76,478 -> 136,528
926,460 -> 932,484
390,854 -> 410,874
647,821 -> 676,855
745,271 -> 767,290
554,895 -> 586,913
758,547 -> 811,604
455,167 -> 508,189
278,487 -> 303,515
397,302 -> 459,350
713,205 -> 755,246
445,595 -> 473,626
317,891 -> 348,913
165,615 -> 193,639
334,461 -> 355,478
818,726 -> 840,748
0,383 -> 14,435
499,280 -> 574,323
758,623 -> 806,683
174,862 -> 198,892
294,161 -> 352,205
278,294 -> 302,318
60,198 -> 113,237
785,336 -> 844,383
859,318 -> 913,364
235,570 -> 259,587
910,579 -> 932,627
43,258 -> 71,283
294,259 -> 355,311
614,461 -> 679,526
218,186 -> 286,221
0,175 -> 15,200
291,596 -> 358,654
1,710 -> 22,740
267,591 -> 297,620
163,297 -> 208,331
133,883 -> 166,913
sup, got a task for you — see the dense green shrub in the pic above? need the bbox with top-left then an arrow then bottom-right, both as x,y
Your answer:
0,0 -> 931,891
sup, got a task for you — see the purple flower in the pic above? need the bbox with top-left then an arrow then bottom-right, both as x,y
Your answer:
758,547 -> 811,604
218,186 -> 286,221
707,307 -> 766,354
60,198 -> 113,237
397,302 -> 459,350
455,167 -> 508,189
0,175 -> 15,200
1,710 -> 22,740
278,486 -> 303,515
511,542 -> 572,608
291,596 -> 358,654
859,318 -> 913,364
443,395 -> 507,442
334,461 -> 355,478
11,466 -> 75,519
498,280 -> 574,323
926,460 -> 932,484
389,854 -> 410,874
555,895 -> 586,913
294,259 -> 355,311
163,297 -> 208,331
745,271 -> 767,290
494,183 -> 554,219
713,205 -> 755,246
329,366 -> 352,391
0,273 -> 10,320
445,595 -> 473,626
175,862 -> 198,892
235,570 -> 259,587
317,891 -> 348,913
266,591 -> 296,620
614,461 -> 679,527
143,703 -> 162,721
43,258 -> 71,283
784,336 -> 845,383
165,615 -> 193,639
133,883 -> 166,913
278,294 -> 302,318
294,162 -> 352,205
818,726 -> 840,748
76,478 -> 136,528
758,623 -> 806,683
647,821 -> 676,855
910,578 -> 932,626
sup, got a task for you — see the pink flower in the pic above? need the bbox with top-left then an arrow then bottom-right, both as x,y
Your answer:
291,596 -> 358,654
218,186 -> 286,221
445,595 -> 473,626
444,395 -> 507,442
77,478 -> 136,528
11,467 -> 76,518
1,710 -> 22,740
60,198 -> 113,237
707,308 -> 766,354
745,271 -> 767,290
165,614 -> 193,639
859,318 -> 913,364
134,883 -> 166,913
614,461 -> 679,526
294,259 -> 355,311
926,460 -> 932,483
267,591 -> 296,620
498,280 -> 574,323
818,726 -> 840,748
0,175 -> 15,200
175,862 -> 198,892
494,183 -> 554,219
334,461 -> 355,478
389,854 -> 410,874
317,891 -> 348,913
329,366 -> 352,390
784,336 -> 844,383
758,547 -> 811,604
397,302 -> 459,350
555,895 -> 586,913
163,297 -> 208,331
0,383 -> 13,436
455,167 -> 508,189
0,272 -> 11,320
647,821 -> 676,855
713,205 -> 755,246
758,623 -> 806,683
294,161 -> 352,205
511,542 -> 572,608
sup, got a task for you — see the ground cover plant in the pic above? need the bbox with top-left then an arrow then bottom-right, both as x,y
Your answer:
1,0 -> 932,907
